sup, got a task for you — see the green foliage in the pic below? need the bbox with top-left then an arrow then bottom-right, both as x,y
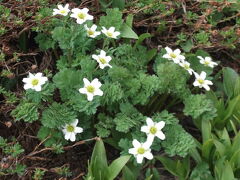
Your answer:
113,102 -> 145,133
0,137 -> 26,176
85,139 -> 130,180
37,126 -> 65,147
183,94 -> 217,122
155,61 -> 191,99
95,113 -> 114,138
11,101 -> 39,123
190,162 -> 214,180
153,111 -> 196,157
33,168 -> 46,180
0,86 -> 18,104
35,33 -> 55,50
40,102 -> 76,128
99,8 -> 123,30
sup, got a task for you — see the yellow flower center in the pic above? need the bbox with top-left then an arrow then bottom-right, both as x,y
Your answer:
78,13 -> 86,19
184,64 -> 190,69
86,85 -> 95,93
170,53 -> 177,58
137,147 -> 145,154
150,126 -> 157,134
204,61 -> 210,65
31,79 -> 39,86
198,79 -> 204,84
88,30 -> 94,36
66,125 -> 75,132
60,10 -> 66,14
99,58 -> 106,64
106,32 -> 113,37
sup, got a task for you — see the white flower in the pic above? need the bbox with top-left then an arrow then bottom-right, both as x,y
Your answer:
22,72 -> 48,92
193,71 -> 213,91
128,139 -> 153,164
79,78 -> 103,101
53,4 -> 70,16
101,27 -> 120,39
197,56 -> 218,68
179,60 -> 194,75
163,47 -> 185,64
70,8 -> 93,24
141,118 -> 165,144
92,50 -> 112,69
84,24 -> 101,38
62,119 -> 83,142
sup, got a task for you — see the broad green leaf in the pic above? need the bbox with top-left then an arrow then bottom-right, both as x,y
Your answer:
146,49 -> 157,62
214,140 -> 226,156
202,139 -> 214,161
122,165 -> 138,180
156,156 -> 178,176
134,33 -> 152,48
126,14 -> 134,28
112,0 -> 125,10
181,39 -> 193,52
220,161 -> 236,180
120,23 -> 138,39
230,149 -> 240,168
90,139 -> 108,180
201,119 -> 211,143
107,155 -> 130,180
223,67 -> 239,99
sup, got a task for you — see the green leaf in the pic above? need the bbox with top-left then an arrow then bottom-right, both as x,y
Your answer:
126,14 -> 134,28
134,33 -> 152,48
120,23 -> 138,39
202,139 -> 214,161
220,161 -> 236,180
107,155 -> 130,180
90,139 -> 108,180
41,102 -> 76,128
156,156 -> 178,176
223,67 -> 239,99
201,119 -> 211,143
112,0 -> 125,10
180,39 -> 193,52
11,102 -> 39,123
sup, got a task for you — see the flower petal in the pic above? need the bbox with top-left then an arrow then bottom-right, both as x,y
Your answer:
83,78 -> 90,86
132,139 -> 141,148
144,151 -> 153,160
165,47 -> 172,54
141,126 -> 149,133
156,131 -> 165,140
70,133 -> 76,142
75,127 -> 83,133
146,118 -> 154,126
136,155 -> 144,164
156,121 -> 165,130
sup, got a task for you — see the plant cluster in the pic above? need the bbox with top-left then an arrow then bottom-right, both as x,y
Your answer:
0,0 -> 240,179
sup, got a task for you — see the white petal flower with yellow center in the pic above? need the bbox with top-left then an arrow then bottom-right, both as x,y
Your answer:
92,50 -> 112,69
193,71 -> 213,91
163,47 -> 185,64
84,24 -> 101,38
141,118 -> 165,144
79,78 -> 103,101
22,72 -> 48,92
70,8 -> 93,24
179,60 -> 194,75
128,139 -> 153,164
53,4 -> 70,16
197,56 -> 218,68
62,119 -> 83,142
101,27 -> 120,39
